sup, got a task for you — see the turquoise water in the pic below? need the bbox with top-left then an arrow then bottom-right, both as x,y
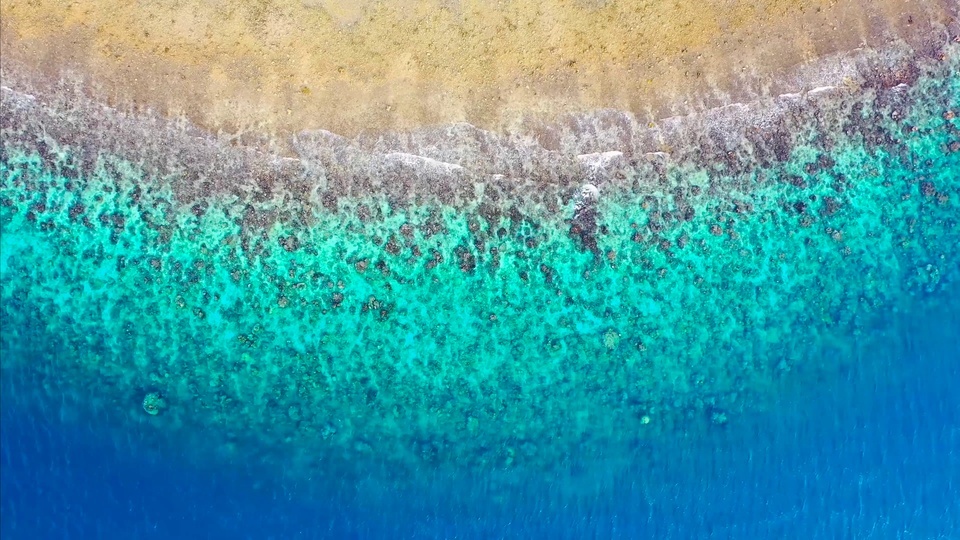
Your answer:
1,42 -> 959,537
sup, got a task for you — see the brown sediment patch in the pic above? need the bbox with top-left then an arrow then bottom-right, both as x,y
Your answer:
1,0 -> 954,148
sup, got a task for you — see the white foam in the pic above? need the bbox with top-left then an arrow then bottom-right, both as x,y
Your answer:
383,152 -> 463,173
807,86 -> 837,96
579,183 -> 600,200
0,86 -> 38,107
576,151 -> 624,169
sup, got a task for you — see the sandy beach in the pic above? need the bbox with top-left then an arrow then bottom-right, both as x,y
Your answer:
1,0 -> 953,145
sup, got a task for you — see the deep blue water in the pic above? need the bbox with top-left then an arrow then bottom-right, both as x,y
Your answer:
3,291 -> 958,539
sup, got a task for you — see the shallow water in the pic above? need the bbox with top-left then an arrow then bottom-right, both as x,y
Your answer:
1,35 -> 959,540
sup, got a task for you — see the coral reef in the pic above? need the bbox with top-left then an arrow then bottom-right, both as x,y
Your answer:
1,37 -> 958,487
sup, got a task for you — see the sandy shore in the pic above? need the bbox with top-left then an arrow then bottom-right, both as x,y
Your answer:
0,0 -> 955,145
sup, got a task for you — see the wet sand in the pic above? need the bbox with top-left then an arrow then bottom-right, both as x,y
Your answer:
1,0 -> 954,145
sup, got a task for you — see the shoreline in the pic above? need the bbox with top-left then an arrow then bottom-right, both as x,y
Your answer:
1,0 -> 955,143
1,28 -> 957,211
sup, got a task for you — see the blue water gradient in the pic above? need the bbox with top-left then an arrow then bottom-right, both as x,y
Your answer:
2,291 -> 958,538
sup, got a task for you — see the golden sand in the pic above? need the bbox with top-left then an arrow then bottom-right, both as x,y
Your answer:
0,0 -> 952,141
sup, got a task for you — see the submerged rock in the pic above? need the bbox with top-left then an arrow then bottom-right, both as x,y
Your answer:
142,391 -> 167,416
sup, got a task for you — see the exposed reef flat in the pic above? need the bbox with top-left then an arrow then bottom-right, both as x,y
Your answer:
1,17 -> 960,501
